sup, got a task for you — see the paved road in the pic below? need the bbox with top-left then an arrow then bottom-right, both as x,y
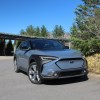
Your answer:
0,58 -> 100,100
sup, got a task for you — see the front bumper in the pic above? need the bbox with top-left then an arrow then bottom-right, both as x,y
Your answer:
41,57 -> 88,79
41,68 -> 88,79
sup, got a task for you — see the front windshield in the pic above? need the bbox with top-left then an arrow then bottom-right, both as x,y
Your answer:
31,39 -> 66,50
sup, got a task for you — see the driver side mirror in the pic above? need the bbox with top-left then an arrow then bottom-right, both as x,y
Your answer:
21,46 -> 31,50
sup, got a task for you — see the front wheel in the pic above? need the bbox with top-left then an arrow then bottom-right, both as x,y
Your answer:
28,62 -> 42,84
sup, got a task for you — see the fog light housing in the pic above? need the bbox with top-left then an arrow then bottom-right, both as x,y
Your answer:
47,71 -> 58,77
84,70 -> 86,73
53,73 -> 58,77
83,69 -> 87,74
48,71 -> 55,76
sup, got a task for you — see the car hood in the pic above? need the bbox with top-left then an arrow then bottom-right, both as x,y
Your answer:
31,49 -> 82,58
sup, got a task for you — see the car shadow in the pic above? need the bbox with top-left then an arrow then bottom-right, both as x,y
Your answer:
19,71 -> 89,85
43,76 -> 89,85
18,70 -> 28,75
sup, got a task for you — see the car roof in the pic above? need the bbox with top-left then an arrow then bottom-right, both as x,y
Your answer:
28,38 -> 58,42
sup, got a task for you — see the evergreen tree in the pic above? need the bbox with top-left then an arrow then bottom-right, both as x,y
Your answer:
41,25 -> 48,37
26,25 -> 35,36
20,25 -> 35,36
20,29 -> 26,35
35,26 -> 41,37
20,25 -> 49,37
0,39 -> 6,55
53,25 -> 65,38
6,40 -> 13,56
71,0 -> 100,55
0,39 -> 4,55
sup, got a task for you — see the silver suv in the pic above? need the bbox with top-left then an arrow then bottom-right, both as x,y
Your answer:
14,39 -> 88,84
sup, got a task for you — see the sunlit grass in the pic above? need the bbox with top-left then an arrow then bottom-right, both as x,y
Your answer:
86,53 -> 100,74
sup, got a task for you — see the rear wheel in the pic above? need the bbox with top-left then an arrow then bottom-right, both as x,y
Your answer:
28,62 -> 42,84
14,59 -> 20,73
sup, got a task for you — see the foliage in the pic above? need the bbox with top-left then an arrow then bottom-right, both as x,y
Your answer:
71,0 -> 100,56
86,53 -> 100,74
35,26 -> 41,37
16,40 -> 21,48
6,40 -> 13,56
41,25 -> 48,37
0,39 -> 5,55
20,25 -> 48,37
53,25 -> 65,38
20,25 -> 67,38
20,25 -> 35,36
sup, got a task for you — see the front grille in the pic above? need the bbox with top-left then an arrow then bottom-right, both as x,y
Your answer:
59,58 -> 83,61
56,58 -> 84,70
59,70 -> 83,77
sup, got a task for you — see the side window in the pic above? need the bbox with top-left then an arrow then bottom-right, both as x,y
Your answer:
18,42 -> 23,50
18,41 -> 31,50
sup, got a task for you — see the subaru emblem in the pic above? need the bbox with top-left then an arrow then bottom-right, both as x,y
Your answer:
70,61 -> 74,63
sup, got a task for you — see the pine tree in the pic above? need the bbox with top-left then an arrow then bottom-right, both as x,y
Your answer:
0,39 -> 4,55
35,26 -> 41,37
6,40 -> 13,56
20,25 -> 35,36
71,0 -> 100,55
41,25 -> 48,37
53,25 -> 65,38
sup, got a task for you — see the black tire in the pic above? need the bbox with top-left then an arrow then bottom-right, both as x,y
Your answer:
28,62 -> 42,84
14,59 -> 20,73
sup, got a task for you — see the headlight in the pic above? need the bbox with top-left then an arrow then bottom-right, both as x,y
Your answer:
40,56 -> 58,64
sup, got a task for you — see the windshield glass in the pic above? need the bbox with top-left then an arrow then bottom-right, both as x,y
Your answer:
31,39 -> 66,50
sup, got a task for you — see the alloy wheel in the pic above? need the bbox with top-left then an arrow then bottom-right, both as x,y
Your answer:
28,62 -> 42,84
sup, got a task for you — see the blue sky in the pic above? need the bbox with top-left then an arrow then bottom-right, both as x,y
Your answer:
0,0 -> 83,34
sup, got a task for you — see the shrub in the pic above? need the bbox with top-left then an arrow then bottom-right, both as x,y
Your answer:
6,40 -> 13,56
86,53 -> 100,74
71,38 -> 100,56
